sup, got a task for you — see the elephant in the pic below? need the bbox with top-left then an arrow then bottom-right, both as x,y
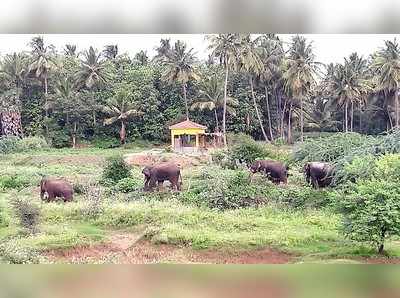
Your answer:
40,177 -> 74,202
249,160 -> 289,184
142,162 -> 182,191
303,162 -> 333,188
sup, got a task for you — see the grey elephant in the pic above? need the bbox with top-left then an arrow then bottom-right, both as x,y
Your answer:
142,163 -> 182,191
303,162 -> 333,188
249,160 -> 289,184
40,177 -> 74,202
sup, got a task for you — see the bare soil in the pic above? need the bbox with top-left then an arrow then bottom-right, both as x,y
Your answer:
45,232 -> 294,264
124,150 -> 210,168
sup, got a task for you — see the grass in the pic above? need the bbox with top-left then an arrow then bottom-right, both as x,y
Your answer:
1,145 -> 400,263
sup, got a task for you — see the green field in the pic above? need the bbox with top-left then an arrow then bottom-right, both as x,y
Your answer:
1,145 -> 400,264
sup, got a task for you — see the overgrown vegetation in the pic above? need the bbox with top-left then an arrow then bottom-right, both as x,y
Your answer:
100,155 -> 132,185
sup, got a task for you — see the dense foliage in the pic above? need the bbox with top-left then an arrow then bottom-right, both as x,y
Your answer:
2,35 -> 400,146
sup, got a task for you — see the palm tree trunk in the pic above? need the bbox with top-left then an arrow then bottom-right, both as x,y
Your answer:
345,100 -> 348,132
265,86 -> 274,141
288,103 -> 293,144
44,76 -> 49,137
350,101 -> 354,132
359,102 -> 362,132
222,66 -> 229,147
183,83 -> 189,120
250,76 -> 268,142
120,121 -> 126,145
396,90 -> 399,128
92,93 -> 96,126
214,110 -> 220,132
72,121 -> 77,149
300,97 -> 304,142
281,98 -> 288,140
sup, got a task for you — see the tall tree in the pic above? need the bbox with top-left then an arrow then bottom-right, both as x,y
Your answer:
207,34 -> 242,146
52,77 -> 87,148
103,44 -> 119,60
28,36 -> 57,136
162,40 -> 199,120
257,34 -> 285,141
190,70 -> 238,132
76,46 -> 109,125
103,83 -> 142,144
284,35 -> 320,142
239,35 -> 269,141
372,39 -> 400,128
64,44 -> 77,57
134,50 -> 148,66
153,39 -> 171,62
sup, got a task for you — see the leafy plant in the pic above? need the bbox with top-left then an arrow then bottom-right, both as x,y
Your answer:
10,198 -> 41,234
337,179 -> 400,254
101,155 -> 132,184
115,177 -> 143,193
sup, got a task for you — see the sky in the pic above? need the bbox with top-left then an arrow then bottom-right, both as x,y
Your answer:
0,34 -> 399,65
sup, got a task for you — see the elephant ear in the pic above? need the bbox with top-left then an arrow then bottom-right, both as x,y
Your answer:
142,167 -> 151,177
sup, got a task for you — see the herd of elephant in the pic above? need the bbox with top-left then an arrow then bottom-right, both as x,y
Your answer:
39,160 -> 333,203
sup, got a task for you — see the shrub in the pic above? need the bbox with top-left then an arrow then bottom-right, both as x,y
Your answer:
18,136 -> 48,151
101,155 -> 132,184
0,136 -> 49,154
0,241 -> 40,264
374,154 -> 400,182
0,136 -> 20,154
115,177 -> 143,193
0,200 -> 10,228
230,139 -> 267,167
338,155 -> 377,184
93,136 -> 120,149
192,169 -> 266,210
337,179 -> 400,254
0,175 -> 31,190
82,183 -> 104,219
10,198 -> 41,234
48,129 -> 71,148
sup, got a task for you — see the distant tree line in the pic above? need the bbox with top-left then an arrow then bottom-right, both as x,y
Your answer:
0,34 -> 399,147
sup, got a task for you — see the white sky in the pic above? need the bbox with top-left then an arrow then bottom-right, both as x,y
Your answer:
0,34 -> 399,65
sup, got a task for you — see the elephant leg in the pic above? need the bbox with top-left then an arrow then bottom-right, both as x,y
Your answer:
157,180 -> 164,191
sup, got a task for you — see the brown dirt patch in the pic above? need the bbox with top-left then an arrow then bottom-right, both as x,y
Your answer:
45,232 -> 294,264
124,151 -> 210,168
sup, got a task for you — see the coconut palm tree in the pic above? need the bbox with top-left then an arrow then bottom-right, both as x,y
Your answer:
28,36 -> 57,136
153,39 -> 171,62
103,84 -> 142,144
64,44 -> 77,57
207,34 -> 242,146
0,52 -> 28,100
190,71 -> 238,132
103,44 -> 118,60
52,77 -> 85,148
134,50 -> 148,66
257,34 -> 285,141
162,40 -> 199,120
371,39 -> 400,128
324,56 -> 371,132
239,34 -> 269,141
283,35 -> 320,142
76,46 -> 109,125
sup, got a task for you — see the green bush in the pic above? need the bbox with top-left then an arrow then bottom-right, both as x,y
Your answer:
93,136 -> 120,149
0,200 -> 10,228
10,198 -> 41,234
48,129 -> 71,148
101,155 -> 132,185
339,155 -> 377,184
374,154 -> 400,182
336,179 -> 400,254
0,240 -> 40,264
0,136 -> 20,154
0,136 -> 48,154
115,177 -> 143,193
230,139 -> 267,167
18,136 -> 48,151
0,175 -> 32,190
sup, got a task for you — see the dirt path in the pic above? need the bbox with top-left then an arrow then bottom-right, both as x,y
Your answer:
46,232 -> 293,264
